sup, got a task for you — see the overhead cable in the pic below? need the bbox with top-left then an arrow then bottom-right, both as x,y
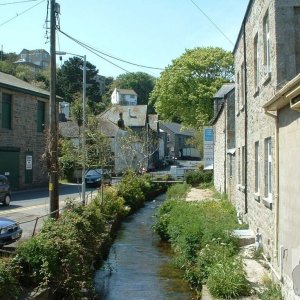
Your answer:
189,0 -> 234,46
0,0 -> 45,27
0,0 -> 38,5
58,29 -> 165,71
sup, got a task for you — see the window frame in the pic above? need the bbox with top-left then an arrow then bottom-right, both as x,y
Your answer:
264,137 -> 272,201
37,100 -> 45,133
263,10 -> 271,75
255,141 -> 260,194
2,93 -> 12,129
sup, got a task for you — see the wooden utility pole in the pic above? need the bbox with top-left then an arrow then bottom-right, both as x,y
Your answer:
49,0 -> 59,218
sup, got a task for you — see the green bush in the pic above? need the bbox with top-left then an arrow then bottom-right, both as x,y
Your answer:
0,258 -> 21,299
185,170 -> 213,187
166,182 -> 190,200
117,170 -> 152,211
154,189 -> 242,297
207,257 -> 250,299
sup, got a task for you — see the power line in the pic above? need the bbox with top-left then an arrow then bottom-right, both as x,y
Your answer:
189,0 -> 234,47
58,29 -> 165,71
0,0 -> 45,27
0,0 -> 38,5
58,29 -> 136,74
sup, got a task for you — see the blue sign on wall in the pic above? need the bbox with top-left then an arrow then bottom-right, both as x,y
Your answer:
204,128 -> 214,142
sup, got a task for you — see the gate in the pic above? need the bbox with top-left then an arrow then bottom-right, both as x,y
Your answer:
0,148 -> 20,189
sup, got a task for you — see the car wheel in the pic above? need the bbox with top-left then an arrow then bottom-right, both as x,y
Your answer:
3,194 -> 11,206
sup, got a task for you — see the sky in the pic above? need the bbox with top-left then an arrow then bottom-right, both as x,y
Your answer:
0,0 -> 249,78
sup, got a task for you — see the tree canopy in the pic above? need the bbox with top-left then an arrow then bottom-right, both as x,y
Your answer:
56,56 -> 102,105
150,47 -> 234,128
111,72 -> 156,112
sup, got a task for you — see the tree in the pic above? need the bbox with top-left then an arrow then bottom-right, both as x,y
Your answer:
150,47 -> 234,128
56,56 -> 102,108
112,72 -> 156,112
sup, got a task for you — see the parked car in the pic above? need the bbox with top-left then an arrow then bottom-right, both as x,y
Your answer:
85,169 -> 112,187
0,175 -> 11,206
0,217 -> 22,247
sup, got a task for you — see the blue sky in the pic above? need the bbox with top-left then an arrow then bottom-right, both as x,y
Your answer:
0,0 -> 249,78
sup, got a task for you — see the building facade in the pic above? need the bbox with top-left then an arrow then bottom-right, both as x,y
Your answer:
111,88 -> 138,105
212,1 -> 300,298
0,72 -> 49,189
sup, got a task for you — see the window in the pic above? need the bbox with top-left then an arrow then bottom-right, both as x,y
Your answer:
255,141 -> 260,193
263,10 -> 271,74
2,93 -> 12,129
242,146 -> 245,186
240,63 -> 245,107
238,147 -> 241,184
37,101 -> 45,132
236,72 -> 240,111
254,34 -> 259,89
264,138 -> 272,200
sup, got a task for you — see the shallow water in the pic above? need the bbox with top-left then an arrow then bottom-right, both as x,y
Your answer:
94,194 -> 195,300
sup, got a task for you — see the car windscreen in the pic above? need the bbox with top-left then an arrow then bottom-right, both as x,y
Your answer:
86,169 -> 102,176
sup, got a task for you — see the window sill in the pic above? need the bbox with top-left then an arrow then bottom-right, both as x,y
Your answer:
237,185 -> 246,193
253,87 -> 259,98
262,197 -> 272,209
254,193 -> 260,202
263,72 -> 271,86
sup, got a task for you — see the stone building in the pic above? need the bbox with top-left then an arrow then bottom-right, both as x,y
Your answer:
0,72 -> 50,189
231,0 -> 300,298
210,83 -> 235,198
264,74 -> 300,299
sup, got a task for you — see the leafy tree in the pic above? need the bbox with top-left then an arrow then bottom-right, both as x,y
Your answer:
56,56 -> 102,107
150,47 -> 234,128
112,72 -> 156,111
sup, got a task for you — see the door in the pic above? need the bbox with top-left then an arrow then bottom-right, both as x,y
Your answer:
0,149 -> 20,189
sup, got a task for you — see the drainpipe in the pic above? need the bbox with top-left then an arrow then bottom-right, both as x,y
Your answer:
243,21 -> 248,214
224,99 -> 227,194
264,109 -> 281,279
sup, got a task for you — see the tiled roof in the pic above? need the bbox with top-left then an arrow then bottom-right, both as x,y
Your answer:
99,105 -> 147,127
0,71 -> 50,98
59,120 -> 80,138
214,83 -> 235,99
116,88 -> 137,95
160,122 -> 195,136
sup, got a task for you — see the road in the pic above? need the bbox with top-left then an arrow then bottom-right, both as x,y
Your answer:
0,183 -> 97,245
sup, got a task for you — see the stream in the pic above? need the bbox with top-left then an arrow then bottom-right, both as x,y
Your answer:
94,193 -> 195,300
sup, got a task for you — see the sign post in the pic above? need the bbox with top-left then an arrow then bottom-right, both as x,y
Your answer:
203,127 -> 214,170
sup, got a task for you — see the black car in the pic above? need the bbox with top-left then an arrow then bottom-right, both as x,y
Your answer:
0,175 -> 11,206
85,169 -> 112,187
0,217 -> 22,247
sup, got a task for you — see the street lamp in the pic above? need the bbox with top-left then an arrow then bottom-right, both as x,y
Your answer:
56,51 -> 87,204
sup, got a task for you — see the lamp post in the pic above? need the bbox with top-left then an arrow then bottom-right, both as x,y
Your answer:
56,52 -> 87,204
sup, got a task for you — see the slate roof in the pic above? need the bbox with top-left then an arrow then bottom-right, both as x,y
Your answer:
116,88 -> 137,96
160,122 -> 195,137
59,118 -> 120,139
214,83 -> 235,99
0,71 -> 50,98
59,120 -> 80,138
99,105 -> 147,127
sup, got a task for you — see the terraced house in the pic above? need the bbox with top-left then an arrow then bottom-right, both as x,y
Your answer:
213,0 -> 300,298
0,72 -> 50,189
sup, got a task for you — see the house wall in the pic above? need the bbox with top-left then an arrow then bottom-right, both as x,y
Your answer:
234,0 -> 300,261
213,109 -> 226,194
0,88 -> 49,189
278,105 -> 300,299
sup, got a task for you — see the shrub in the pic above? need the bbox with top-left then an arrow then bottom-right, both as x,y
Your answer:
185,170 -> 213,187
207,257 -> 250,299
117,170 -> 150,211
166,182 -> 190,200
0,258 -> 21,299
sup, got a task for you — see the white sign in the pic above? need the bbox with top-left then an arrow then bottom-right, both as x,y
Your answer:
26,155 -> 33,170
203,127 -> 214,169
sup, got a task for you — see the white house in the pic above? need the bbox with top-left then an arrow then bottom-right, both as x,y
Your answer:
111,88 -> 137,105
